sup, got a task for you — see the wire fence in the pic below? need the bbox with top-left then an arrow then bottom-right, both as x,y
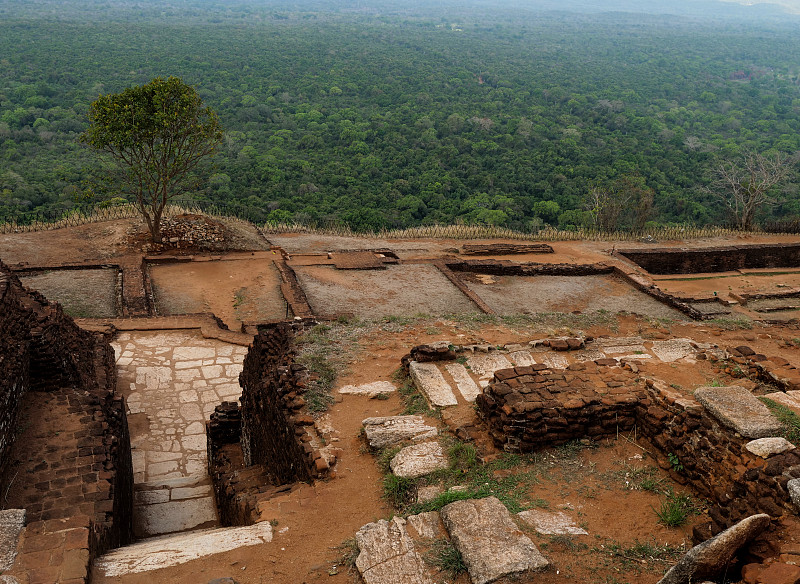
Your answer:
1,198 -> 797,241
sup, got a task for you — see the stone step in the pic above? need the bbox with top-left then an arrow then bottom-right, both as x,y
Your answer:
440,497 -> 548,584
362,415 -> 438,449
695,385 -> 783,439
444,363 -> 480,402
93,521 -> 273,577
409,361 -> 458,407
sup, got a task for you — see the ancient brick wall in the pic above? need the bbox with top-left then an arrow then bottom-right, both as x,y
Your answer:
207,325 -> 336,526
618,243 -> 800,275
476,360 -> 648,451
638,380 -> 800,534
0,261 -> 133,581
478,360 -> 800,535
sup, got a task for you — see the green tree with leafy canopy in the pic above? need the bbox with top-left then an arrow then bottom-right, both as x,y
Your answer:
81,76 -> 223,243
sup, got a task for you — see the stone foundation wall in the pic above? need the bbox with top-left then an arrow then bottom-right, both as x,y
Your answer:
618,243 -> 800,275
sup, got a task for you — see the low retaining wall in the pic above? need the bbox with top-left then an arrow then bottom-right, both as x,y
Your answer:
618,243 -> 800,275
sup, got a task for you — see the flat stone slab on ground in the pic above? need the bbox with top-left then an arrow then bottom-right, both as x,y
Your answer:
409,361 -> 458,407
440,497 -> 548,584
445,363 -> 481,402
406,512 -> 446,540
355,517 -> 434,584
595,336 -> 645,347
338,381 -> 397,396
94,521 -> 273,576
745,437 -> 796,458
507,350 -> 536,366
390,442 -> 449,479
466,354 -> 514,378
133,496 -> 218,537
541,353 -> 569,369
694,386 -> 783,439
362,416 -> 438,449
0,510 -> 25,572
517,509 -> 588,536
650,338 -> 696,362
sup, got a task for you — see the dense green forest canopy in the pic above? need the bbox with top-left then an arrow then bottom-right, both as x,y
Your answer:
2,0 -> 800,231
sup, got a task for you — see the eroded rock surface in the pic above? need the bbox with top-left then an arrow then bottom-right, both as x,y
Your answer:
0,510 -> 25,572
745,437 -> 795,458
657,513 -> 771,584
440,497 -> 548,584
390,442 -> 449,479
355,517 -> 433,584
362,415 -> 438,449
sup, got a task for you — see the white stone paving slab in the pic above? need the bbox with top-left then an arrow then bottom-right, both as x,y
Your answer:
338,381 -> 397,396
517,509 -> 588,535
508,351 -> 536,367
116,330 -> 245,537
94,522 -> 273,576
466,354 -> 514,378
409,361 -> 457,407
355,517 -> 434,584
541,353 -> 569,369
445,363 -> 481,402
390,442 -> 449,479
134,497 -> 218,537
574,349 -> 606,362
603,345 -> 648,355
650,338 -> 696,362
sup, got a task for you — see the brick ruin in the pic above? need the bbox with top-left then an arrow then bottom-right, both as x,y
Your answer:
618,242 -> 800,275
473,350 -> 800,536
0,261 -> 133,583
207,323 -> 336,526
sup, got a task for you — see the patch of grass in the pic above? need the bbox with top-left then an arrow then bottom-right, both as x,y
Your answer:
548,534 -> 589,552
398,381 -> 436,416
383,474 -> 416,508
654,489 -> 699,527
376,446 -> 402,473
614,464 -> 665,493
614,539 -> 685,565
759,397 -> 800,446
334,536 -> 360,575
707,316 -> 753,330
423,539 -> 467,580
232,287 -> 246,309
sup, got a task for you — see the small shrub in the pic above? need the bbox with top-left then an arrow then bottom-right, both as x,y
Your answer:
383,474 -> 415,509
654,490 -> 697,527
424,539 -> 467,579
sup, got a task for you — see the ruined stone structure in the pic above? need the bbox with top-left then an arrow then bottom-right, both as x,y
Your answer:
619,242 -> 800,274
207,323 -> 336,526
0,261 -> 133,582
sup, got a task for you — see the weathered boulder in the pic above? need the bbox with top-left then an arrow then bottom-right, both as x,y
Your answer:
694,386 -> 783,439
362,416 -> 438,449
390,442 -> 449,479
440,497 -> 548,584
657,513 -> 771,584
355,517 -> 433,584
788,478 -> 800,511
745,437 -> 795,459
0,510 -> 25,572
